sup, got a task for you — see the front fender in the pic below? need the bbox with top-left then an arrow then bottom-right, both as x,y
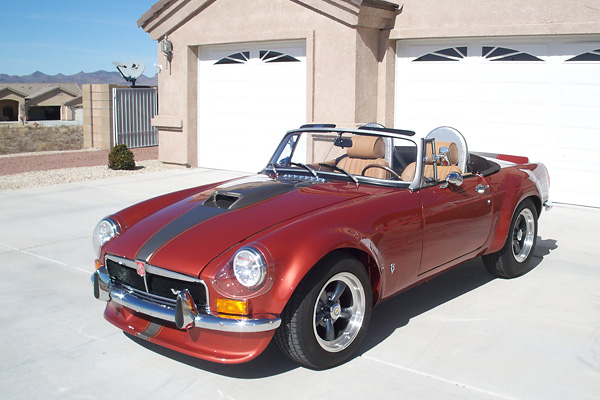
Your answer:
202,209 -> 384,317
266,226 -> 382,312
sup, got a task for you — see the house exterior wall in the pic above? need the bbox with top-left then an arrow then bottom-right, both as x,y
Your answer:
140,0 -> 599,168
0,92 -> 25,122
0,97 -> 22,122
26,89 -> 77,121
144,0 -> 396,167
391,0 -> 600,39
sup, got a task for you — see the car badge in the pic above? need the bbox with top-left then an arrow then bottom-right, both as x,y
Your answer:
135,261 -> 146,277
171,288 -> 182,296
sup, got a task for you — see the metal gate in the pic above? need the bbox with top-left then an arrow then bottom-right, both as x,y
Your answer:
112,87 -> 158,148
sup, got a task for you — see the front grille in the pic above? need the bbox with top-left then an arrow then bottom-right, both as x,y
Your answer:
107,259 -> 145,291
106,257 -> 207,307
146,274 -> 207,304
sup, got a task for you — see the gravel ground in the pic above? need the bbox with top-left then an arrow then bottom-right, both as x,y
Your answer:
0,147 -> 168,191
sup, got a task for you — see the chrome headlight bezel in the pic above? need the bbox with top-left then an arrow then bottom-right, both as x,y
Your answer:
92,217 -> 120,258
232,247 -> 267,289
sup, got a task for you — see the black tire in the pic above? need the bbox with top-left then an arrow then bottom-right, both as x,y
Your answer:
483,199 -> 538,278
274,254 -> 372,369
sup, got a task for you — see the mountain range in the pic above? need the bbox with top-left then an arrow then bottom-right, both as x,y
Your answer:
0,71 -> 158,86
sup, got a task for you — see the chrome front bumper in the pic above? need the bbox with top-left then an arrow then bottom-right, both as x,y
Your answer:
92,267 -> 281,333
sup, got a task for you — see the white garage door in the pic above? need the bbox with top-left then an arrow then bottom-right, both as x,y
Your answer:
395,37 -> 600,207
198,40 -> 306,173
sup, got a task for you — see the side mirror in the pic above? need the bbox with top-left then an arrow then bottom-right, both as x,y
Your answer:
442,171 -> 463,188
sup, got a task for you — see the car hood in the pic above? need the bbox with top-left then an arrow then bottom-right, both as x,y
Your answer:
106,174 -> 379,276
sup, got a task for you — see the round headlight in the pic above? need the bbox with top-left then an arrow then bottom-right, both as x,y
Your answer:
233,248 -> 267,289
92,218 -> 120,257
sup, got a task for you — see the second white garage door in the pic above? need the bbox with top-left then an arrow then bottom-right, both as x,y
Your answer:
395,37 -> 600,207
198,40 -> 306,173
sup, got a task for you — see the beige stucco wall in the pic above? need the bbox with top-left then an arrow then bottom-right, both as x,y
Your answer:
144,0 -> 397,167
391,0 -> 600,39
140,0 -> 599,167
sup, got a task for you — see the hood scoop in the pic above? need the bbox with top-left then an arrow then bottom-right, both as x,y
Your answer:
203,191 -> 241,210
202,181 -> 297,211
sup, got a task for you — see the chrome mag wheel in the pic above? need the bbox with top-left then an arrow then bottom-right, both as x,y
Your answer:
483,199 -> 539,279
274,255 -> 372,369
512,208 -> 535,263
313,272 -> 366,352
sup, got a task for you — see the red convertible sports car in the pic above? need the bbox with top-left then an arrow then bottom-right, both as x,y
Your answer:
92,124 -> 551,369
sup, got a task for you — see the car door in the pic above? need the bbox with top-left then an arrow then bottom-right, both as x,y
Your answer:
419,173 -> 493,274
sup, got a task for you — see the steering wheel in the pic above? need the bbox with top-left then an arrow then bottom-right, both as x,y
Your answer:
361,164 -> 402,180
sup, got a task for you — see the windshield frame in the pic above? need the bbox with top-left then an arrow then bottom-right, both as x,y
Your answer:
263,127 -> 419,189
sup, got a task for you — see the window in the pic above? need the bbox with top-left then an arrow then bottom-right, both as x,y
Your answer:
260,51 -> 300,63
2,106 -> 14,119
214,50 -> 300,65
483,46 -> 543,62
214,51 -> 250,65
565,49 -> 600,62
413,47 -> 467,62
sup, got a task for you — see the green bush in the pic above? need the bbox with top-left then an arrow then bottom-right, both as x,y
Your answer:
108,144 -> 136,170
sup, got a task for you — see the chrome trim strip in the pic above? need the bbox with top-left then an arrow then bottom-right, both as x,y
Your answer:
92,267 -> 281,333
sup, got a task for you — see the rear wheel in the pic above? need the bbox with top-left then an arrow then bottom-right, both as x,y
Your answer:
483,199 -> 538,278
274,255 -> 372,369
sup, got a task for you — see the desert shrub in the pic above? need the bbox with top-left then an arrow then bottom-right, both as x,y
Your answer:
108,144 -> 135,170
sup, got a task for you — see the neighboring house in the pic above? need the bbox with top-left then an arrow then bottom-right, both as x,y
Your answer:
138,0 -> 600,207
0,83 -> 82,122
63,95 -> 84,123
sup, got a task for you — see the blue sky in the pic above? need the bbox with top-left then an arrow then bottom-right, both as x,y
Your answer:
1,0 -> 159,76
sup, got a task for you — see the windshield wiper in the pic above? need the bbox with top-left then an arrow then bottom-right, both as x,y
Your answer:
318,163 -> 359,185
291,162 -> 318,178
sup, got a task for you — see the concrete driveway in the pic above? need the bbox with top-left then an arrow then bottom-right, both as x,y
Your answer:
0,169 -> 598,400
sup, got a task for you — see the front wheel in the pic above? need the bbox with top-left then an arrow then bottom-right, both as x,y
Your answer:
274,255 -> 372,369
483,199 -> 538,278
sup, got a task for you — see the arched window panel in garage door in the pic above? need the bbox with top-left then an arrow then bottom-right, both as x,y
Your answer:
413,47 -> 467,62
214,50 -> 301,65
214,51 -> 250,65
260,51 -> 300,63
566,48 -> 600,62
482,46 -> 544,62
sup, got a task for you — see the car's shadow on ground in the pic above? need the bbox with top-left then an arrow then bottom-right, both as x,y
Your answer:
355,235 -> 558,359
125,236 -> 558,378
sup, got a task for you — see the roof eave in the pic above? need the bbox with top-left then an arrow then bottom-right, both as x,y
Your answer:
138,0 -> 400,40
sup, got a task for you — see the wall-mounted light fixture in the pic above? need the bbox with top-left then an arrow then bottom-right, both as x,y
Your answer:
161,34 -> 173,74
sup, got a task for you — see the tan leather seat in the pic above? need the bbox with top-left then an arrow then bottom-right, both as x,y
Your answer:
337,136 -> 390,179
401,141 -> 462,182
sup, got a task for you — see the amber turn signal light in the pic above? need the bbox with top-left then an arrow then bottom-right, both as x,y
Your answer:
215,298 -> 249,316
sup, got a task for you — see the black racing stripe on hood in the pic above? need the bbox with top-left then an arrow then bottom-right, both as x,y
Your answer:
134,177 -> 310,262
135,205 -> 227,262
203,179 -> 297,210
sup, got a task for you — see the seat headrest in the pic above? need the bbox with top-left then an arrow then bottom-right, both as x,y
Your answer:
347,136 -> 385,159
425,141 -> 458,165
